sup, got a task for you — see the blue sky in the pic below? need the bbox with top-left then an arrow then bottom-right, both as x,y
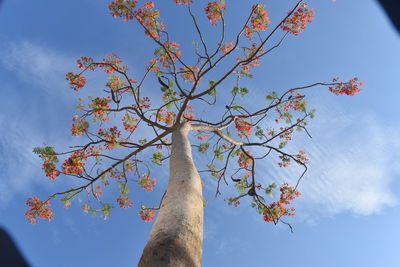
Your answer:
1,0 -> 400,266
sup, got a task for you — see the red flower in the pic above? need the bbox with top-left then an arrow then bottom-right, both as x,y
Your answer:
138,174 -> 157,192
281,2 -> 314,35
220,42 -> 234,55
245,5 -> 270,40
234,118 -> 252,138
25,197 -> 54,224
174,0 -> 192,5
109,0 -> 138,22
117,196 -> 133,209
329,77 -> 363,96
262,183 -> 300,222
66,72 -> 86,91
205,2 -> 226,26
139,208 -> 155,222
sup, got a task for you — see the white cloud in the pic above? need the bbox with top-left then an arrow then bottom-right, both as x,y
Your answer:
259,100 -> 399,219
0,114 -> 44,205
0,40 -> 77,206
0,41 -> 74,93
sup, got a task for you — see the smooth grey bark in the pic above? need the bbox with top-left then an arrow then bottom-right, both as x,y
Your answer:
138,123 -> 204,267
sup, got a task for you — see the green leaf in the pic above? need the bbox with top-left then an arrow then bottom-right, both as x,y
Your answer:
265,188 -> 274,198
152,152 -> 163,166
198,143 -> 210,153
214,148 -> 224,161
231,86 -> 239,96
139,139 -> 148,145
310,109 -> 316,119
283,112 -> 293,124
239,87 -> 248,97
119,183 -> 130,196
255,126 -> 264,139
278,141 -> 287,149
231,149 -> 241,157
231,103 -> 242,111
266,91 -> 278,101
33,146 -> 58,162
208,88 -> 217,98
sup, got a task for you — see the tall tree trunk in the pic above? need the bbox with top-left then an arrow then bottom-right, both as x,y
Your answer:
138,123 -> 204,267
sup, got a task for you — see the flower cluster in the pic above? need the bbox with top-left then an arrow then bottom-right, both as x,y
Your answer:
139,97 -> 151,109
180,66 -> 200,83
197,134 -> 209,141
237,43 -> 265,77
157,109 -> 176,125
77,56 -> 96,70
101,54 -> 127,74
329,77 -> 363,96
97,127 -> 122,150
117,196 -> 133,209
245,5 -> 270,40
162,87 -> 179,105
42,160 -> 60,180
89,97 -> 111,123
124,160 -> 136,173
138,174 -> 157,192
220,42 -> 234,55
62,151 -> 87,176
183,106 -> 195,121
71,117 -> 89,136
136,2 -> 166,40
25,197 -> 54,224
109,0 -> 138,21
122,113 -> 139,132
295,150 -> 309,165
33,147 -> 60,180
174,0 -> 192,5
110,169 -> 125,180
154,41 -> 182,70
94,185 -> 103,198
138,207 -> 155,222
205,1 -> 226,26
109,1 -> 166,40
66,72 -> 87,91
107,75 -> 126,92
227,197 -> 240,208
263,183 -> 300,222
279,127 -> 294,141
238,151 -> 252,170
277,93 -> 307,114
147,58 -> 160,73
278,155 -> 291,168
234,118 -> 252,138
281,2 -> 314,35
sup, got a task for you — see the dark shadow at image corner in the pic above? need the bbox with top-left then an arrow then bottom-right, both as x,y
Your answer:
0,226 -> 30,267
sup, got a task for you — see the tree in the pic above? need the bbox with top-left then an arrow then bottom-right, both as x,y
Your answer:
26,1 -> 362,266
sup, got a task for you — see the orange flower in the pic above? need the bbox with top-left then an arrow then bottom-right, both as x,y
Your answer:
281,2 -> 314,35
25,197 -> 54,224
205,2 -> 227,26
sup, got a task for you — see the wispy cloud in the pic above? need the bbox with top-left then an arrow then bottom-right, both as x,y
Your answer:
259,100 -> 399,219
0,40 -> 74,93
0,40 -> 76,206
0,113 -> 44,205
